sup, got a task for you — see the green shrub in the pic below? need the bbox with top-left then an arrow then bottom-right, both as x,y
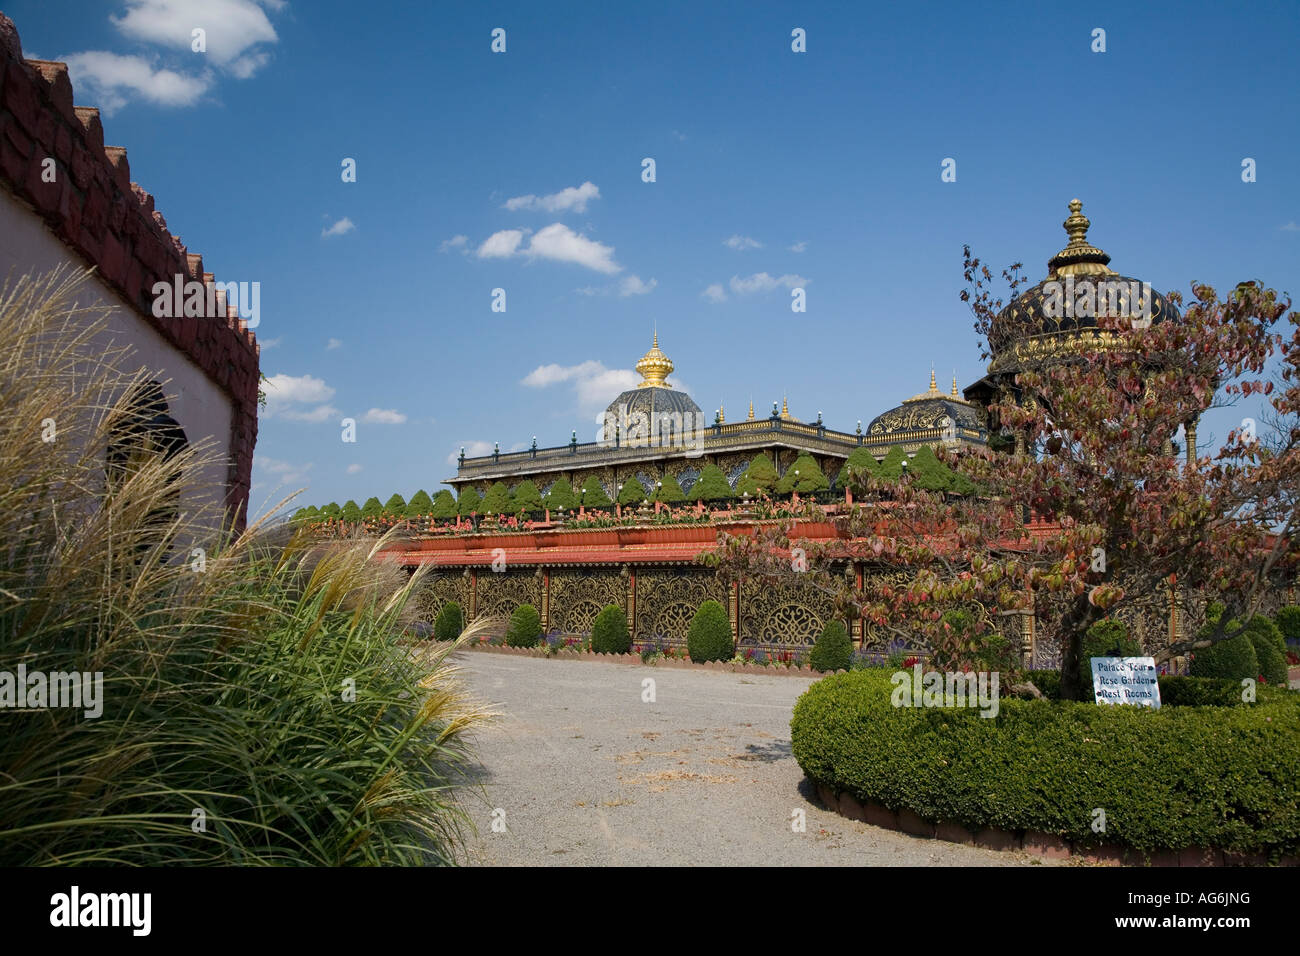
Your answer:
341,500 -> 362,522
843,446 -> 880,482
907,445 -> 956,492
1078,618 -> 1141,690
320,502 -> 341,518
544,478 -> 578,512
512,480 -> 543,513
653,474 -> 686,504
457,487 -> 482,517
1274,605 -> 1300,644
361,496 -> 384,520
734,454 -> 779,498
505,604 -> 542,648
691,464 -> 733,502
617,477 -> 648,506
791,670 -> 1300,856
579,475 -> 611,508
591,604 -> 631,654
480,481 -> 513,516
383,493 -> 407,516
810,620 -> 852,673
776,453 -> 830,494
433,602 -> 463,641
1242,617 -> 1289,686
1189,627 -> 1259,682
430,490 -> 458,519
878,446 -> 907,480
687,600 -> 734,663
406,489 -> 433,517
1158,676 -> 1244,707
1024,669 -> 1061,700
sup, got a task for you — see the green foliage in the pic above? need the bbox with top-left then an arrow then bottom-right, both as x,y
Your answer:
320,502 -> 341,518
457,487 -> 482,517
791,670 -> 1300,856
776,453 -> 830,494
591,604 -> 631,654
384,493 -> 407,515
653,474 -> 686,504
361,497 -> 384,520
480,481 -> 513,515
690,464 -> 733,502
1078,618 -> 1141,690
617,477 -> 648,505
1242,617 -> 1289,686
406,489 -> 433,517
810,619 -> 853,673
877,446 -> 908,480
1189,624 -> 1259,681
907,445 -> 957,492
340,500 -> 362,522
505,604 -> 543,648
843,446 -> 881,484
1274,605 -> 1300,643
512,480 -> 543,513
579,475 -> 611,508
544,477 -> 578,512
430,490 -> 458,519
687,600 -> 734,663
433,602 -> 463,641
735,454 -> 779,497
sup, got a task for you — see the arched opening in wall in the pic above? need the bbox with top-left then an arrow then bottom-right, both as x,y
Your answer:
105,379 -> 189,551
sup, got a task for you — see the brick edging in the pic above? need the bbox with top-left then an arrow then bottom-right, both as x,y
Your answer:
456,640 -> 827,677
812,781 -> 1297,866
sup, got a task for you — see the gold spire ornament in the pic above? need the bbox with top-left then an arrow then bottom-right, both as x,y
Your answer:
1046,199 -> 1115,278
951,372 -> 959,398
781,395 -> 791,420
747,398 -> 754,420
718,402 -> 725,424
635,331 -> 674,388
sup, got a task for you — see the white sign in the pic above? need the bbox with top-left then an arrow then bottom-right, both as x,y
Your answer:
1091,656 -> 1161,709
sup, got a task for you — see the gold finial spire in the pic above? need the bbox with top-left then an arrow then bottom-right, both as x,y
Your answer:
747,397 -> 754,420
781,394 -> 790,419
719,402 -> 725,424
635,331 -> 674,388
951,371 -> 959,397
1047,198 -> 1114,277
929,366 -> 937,392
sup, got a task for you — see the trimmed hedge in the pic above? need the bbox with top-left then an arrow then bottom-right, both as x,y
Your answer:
591,604 -> 631,654
505,604 -> 542,648
1190,629 -> 1259,681
579,476 -> 611,508
810,620 -> 852,673
513,480 -> 543,513
1242,617 -> 1289,686
480,481 -> 513,515
457,487 -> 482,517
617,477 -> 648,506
687,600 -> 733,663
1274,605 -> 1300,644
878,446 -> 907,480
691,464 -> 733,502
1078,618 -> 1141,690
775,453 -> 830,494
734,454 -> 778,498
653,474 -> 686,504
433,602 -> 462,642
544,478 -> 578,512
791,669 -> 1300,855
430,490 -> 458,519
406,489 -> 433,517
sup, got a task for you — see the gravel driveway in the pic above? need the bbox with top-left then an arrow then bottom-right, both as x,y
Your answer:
453,652 -> 1054,866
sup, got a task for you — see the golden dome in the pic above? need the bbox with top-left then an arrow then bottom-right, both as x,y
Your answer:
635,331 -> 674,388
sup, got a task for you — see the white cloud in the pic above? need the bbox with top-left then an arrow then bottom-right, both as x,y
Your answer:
346,463 -> 363,475
522,360 -> 639,415
477,229 -> 526,259
262,373 -> 338,423
789,240 -> 809,253
724,235 -> 763,251
729,272 -> 808,295
361,408 -> 407,425
440,234 -> 469,251
321,217 -> 354,238
110,0 -> 281,76
504,181 -> 600,214
326,338 -> 342,350
448,439 -> 494,466
60,52 -> 212,114
1281,221 -> 1300,232
672,129 -> 687,141
701,283 -> 727,303
255,454 -> 313,487
527,223 -> 619,273
258,336 -> 282,350
618,275 -> 657,297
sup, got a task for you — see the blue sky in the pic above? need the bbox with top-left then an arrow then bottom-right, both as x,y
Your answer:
10,0 -> 1299,513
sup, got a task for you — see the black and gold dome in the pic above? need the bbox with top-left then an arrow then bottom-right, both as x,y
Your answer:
604,333 -> 703,425
867,371 -> 983,438
987,200 -> 1178,372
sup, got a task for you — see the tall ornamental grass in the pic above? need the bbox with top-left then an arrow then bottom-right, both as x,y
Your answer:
0,267 -> 490,865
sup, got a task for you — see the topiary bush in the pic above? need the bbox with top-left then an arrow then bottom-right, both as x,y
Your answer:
734,454 -> 779,498
877,446 -> 907,480
512,480 -> 543,513
430,490 -> 458,519
810,620 -> 852,673
340,500 -> 362,522
480,481 -> 513,515
687,600 -> 733,663
617,477 -> 647,506
907,445 -> 957,492
652,474 -> 686,504
457,487 -> 482,517
1189,626 -> 1259,681
1241,616 -> 1289,686
579,475 -> 611,508
383,493 -> 407,516
1078,618 -> 1141,691
590,604 -> 631,654
791,670 -> 1300,857
1274,605 -> 1300,644
544,478 -> 578,512
691,464 -> 733,502
361,496 -> 384,520
505,604 -> 542,648
433,602 -> 463,642
406,489 -> 433,518
775,453 -> 830,494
